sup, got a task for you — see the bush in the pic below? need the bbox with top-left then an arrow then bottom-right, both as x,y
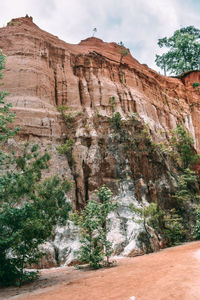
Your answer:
0,146 -> 72,286
192,82 -> 200,90
170,124 -> 199,168
0,52 -> 72,286
71,186 -> 118,269
57,139 -> 74,168
110,112 -> 122,131
163,209 -> 186,246
194,210 -> 200,239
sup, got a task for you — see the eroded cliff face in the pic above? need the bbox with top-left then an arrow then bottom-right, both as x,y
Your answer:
1,16 -> 200,266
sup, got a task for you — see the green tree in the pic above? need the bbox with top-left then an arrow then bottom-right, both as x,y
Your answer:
130,203 -> 164,237
110,112 -> 122,131
130,202 -> 186,249
71,186 -> 118,269
155,26 -> 200,75
175,168 -> 199,204
118,41 -> 129,65
170,124 -> 199,169
0,51 -> 72,286
162,209 -> 186,246
194,210 -> 200,239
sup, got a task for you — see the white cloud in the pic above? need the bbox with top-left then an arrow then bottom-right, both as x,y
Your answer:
0,0 -> 199,73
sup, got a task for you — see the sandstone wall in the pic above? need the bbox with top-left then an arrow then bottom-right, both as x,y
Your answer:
1,16 -> 200,265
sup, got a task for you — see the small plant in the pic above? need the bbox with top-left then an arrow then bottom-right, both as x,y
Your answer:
128,112 -> 139,121
130,202 -> 164,252
118,41 -> 129,65
57,105 -> 69,112
71,186 -> 118,269
57,106 -> 72,122
130,203 -> 163,236
109,96 -> 116,113
8,21 -> 14,26
192,82 -> 200,90
92,27 -> 97,37
110,112 -> 122,131
57,139 -> 74,168
169,124 -> 199,168
57,106 -> 81,128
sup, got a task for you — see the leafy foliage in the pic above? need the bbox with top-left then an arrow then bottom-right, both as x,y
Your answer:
163,209 -> 186,246
110,112 -> 122,131
192,82 -> 200,90
174,168 -> 200,204
118,41 -> 129,65
130,203 -> 163,237
57,139 -> 74,168
0,52 -> 72,286
71,186 -> 118,269
169,124 -> 199,169
109,96 -> 116,113
194,210 -> 200,239
130,202 -> 186,248
0,144 -> 72,286
155,26 -> 200,75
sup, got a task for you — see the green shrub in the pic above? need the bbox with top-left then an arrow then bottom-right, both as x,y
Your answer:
57,139 -> 74,168
163,209 -> 186,246
109,96 -> 116,113
110,112 -> 122,130
192,82 -> 200,90
170,124 -> 199,168
194,209 -> 200,239
71,186 -> 118,269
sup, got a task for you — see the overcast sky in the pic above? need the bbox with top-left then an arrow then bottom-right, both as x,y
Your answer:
0,0 -> 199,73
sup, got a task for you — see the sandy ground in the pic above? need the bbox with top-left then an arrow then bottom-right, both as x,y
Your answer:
1,241 -> 200,300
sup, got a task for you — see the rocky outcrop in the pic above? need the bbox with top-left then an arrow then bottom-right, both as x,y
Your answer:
0,16 -> 200,266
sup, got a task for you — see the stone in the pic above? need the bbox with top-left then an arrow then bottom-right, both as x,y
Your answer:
0,16 -> 200,266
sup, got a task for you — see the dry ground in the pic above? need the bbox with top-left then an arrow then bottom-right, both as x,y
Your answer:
1,241 -> 200,300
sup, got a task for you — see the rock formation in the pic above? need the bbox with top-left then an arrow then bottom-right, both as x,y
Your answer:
0,16 -> 200,266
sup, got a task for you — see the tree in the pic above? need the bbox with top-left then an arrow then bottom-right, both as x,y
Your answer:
169,124 -> 199,169
110,112 -> 122,131
118,41 -> 129,65
130,203 -> 163,237
92,27 -> 97,37
174,168 -> 198,202
71,186 -> 118,269
0,51 -> 72,286
155,26 -> 200,75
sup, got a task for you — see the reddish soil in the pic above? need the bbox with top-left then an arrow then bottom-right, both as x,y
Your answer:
2,241 -> 200,300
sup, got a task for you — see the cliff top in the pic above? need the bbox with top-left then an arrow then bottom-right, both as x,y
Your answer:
1,16 -> 157,76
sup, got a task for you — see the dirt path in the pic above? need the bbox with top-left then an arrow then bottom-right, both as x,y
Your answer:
2,241 -> 200,300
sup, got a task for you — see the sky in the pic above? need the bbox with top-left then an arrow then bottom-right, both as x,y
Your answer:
0,0 -> 199,73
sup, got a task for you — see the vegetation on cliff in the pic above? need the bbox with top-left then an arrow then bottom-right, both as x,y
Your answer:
71,186 -> 118,269
0,52 -> 72,286
130,121 -> 200,249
